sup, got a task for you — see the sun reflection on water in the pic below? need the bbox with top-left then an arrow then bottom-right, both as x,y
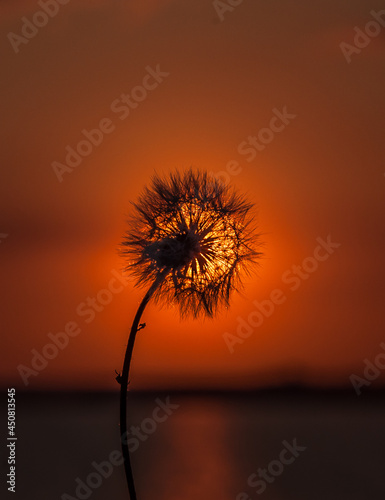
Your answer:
140,397 -> 238,500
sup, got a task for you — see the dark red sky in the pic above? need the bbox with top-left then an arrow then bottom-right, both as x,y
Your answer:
1,0 -> 384,390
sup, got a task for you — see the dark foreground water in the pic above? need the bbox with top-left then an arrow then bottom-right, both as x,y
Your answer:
9,390 -> 385,500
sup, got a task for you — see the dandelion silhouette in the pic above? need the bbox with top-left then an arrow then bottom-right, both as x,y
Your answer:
118,168 -> 260,498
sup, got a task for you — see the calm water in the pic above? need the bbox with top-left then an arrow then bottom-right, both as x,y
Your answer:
12,390 -> 385,499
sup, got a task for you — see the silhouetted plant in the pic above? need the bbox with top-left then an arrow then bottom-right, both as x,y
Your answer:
118,168 -> 260,498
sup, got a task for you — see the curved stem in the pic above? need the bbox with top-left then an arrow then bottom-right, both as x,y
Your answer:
119,270 -> 169,499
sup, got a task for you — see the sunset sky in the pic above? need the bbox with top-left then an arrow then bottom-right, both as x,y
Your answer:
1,0 -> 384,391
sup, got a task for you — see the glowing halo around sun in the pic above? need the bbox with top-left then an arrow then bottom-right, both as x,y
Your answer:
121,168 -> 260,318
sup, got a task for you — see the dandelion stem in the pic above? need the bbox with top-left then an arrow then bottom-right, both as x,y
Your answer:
119,269 -> 169,498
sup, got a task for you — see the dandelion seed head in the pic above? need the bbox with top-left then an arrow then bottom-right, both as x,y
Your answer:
121,168 -> 260,318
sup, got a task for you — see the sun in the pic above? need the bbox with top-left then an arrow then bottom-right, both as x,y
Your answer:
122,168 -> 259,317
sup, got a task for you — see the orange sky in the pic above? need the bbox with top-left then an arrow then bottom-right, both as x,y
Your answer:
1,0 -> 384,390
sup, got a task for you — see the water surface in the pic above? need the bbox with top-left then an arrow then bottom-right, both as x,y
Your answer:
14,390 -> 385,499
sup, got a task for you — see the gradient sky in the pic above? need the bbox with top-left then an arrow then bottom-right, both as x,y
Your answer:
1,0 -> 384,390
